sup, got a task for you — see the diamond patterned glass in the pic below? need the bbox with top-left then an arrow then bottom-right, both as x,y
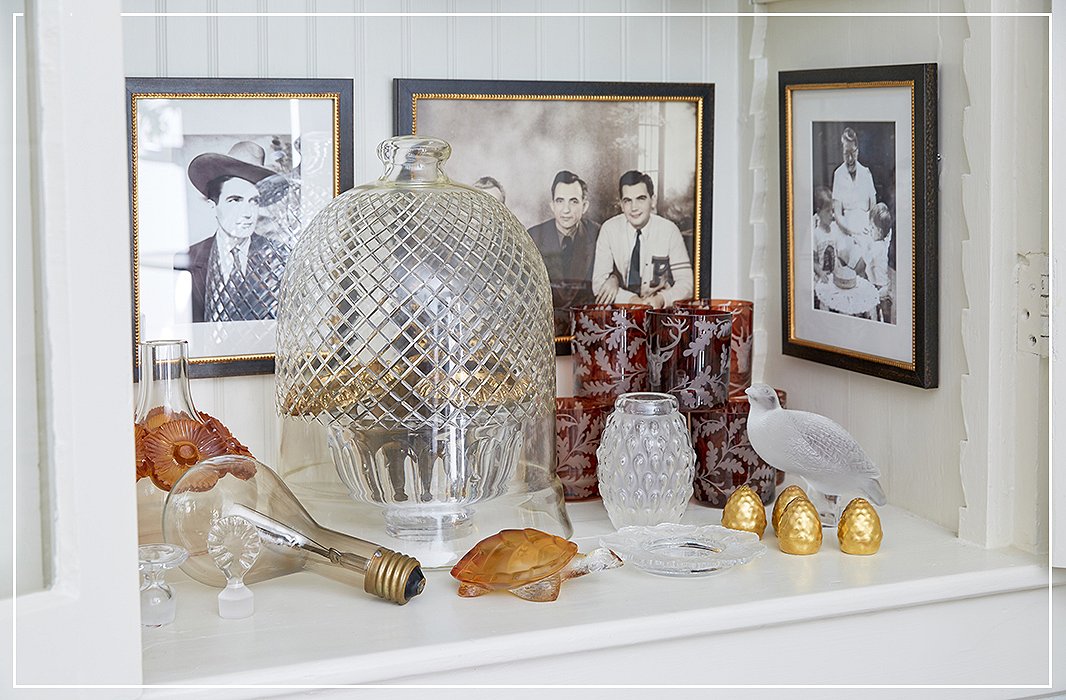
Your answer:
274,137 -> 569,564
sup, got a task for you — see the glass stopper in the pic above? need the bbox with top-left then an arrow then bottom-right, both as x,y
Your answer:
207,515 -> 261,619
138,543 -> 189,627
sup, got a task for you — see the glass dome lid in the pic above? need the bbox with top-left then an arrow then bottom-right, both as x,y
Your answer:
274,136 -> 570,567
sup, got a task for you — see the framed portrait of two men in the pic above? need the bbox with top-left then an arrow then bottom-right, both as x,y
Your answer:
126,77 -> 353,378
779,63 -> 939,388
394,78 -> 715,354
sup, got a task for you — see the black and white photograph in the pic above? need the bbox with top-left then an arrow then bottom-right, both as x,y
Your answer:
127,78 -> 353,377
810,120 -> 896,325
779,64 -> 938,388
395,79 -> 714,349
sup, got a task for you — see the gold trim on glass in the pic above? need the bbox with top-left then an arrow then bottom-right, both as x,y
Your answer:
410,92 -> 708,345
783,80 -> 916,370
129,92 -> 342,367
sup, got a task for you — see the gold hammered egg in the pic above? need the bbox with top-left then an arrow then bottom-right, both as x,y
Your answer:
838,498 -> 883,555
721,485 -> 767,539
777,498 -> 822,555
772,484 -> 809,533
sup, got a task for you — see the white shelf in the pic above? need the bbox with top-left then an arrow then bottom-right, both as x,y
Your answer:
142,501 -> 1054,692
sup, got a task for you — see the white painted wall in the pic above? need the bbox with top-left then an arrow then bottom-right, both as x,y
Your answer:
1,0 -> 44,598
120,1 -> 746,472
744,2 -> 1050,544
1053,0 -> 1065,569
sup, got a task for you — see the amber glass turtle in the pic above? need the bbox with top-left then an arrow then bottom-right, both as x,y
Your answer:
450,528 -> 622,602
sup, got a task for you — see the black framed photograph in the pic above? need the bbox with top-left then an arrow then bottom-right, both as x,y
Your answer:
126,77 -> 353,378
394,78 -> 714,354
779,64 -> 938,388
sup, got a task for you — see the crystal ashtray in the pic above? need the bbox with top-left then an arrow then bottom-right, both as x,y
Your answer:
599,523 -> 766,578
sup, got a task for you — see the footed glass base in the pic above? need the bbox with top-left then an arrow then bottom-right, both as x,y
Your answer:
384,507 -> 474,541
281,459 -> 572,569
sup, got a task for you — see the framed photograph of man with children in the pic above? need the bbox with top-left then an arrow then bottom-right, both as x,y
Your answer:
126,78 -> 353,378
395,78 -> 714,354
779,64 -> 938,388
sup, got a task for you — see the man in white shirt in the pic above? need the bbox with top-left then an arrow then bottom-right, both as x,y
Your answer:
831,126 -> 877,238
176,141 -> 287,323
591,170 -> 694,308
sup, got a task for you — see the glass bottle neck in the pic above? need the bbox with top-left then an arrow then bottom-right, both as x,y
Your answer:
377,136 -> 452,186
134,340 -> 202,423
615,392 -> 678,416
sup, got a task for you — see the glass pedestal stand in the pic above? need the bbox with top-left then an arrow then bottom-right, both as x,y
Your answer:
138,543 -> 188,627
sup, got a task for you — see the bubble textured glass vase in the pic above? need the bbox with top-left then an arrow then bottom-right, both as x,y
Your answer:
596,393 -> 696,529
275,136 -> 570,567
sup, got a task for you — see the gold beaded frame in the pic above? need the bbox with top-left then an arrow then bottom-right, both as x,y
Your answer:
126,78 -> 353,379
394,78 -> 715,356
778,64 -> 938,388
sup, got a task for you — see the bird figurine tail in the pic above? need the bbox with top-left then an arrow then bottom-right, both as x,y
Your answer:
863,478 -> 887,506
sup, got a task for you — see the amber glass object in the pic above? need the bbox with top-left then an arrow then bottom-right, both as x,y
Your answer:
273,137 -> 568,568
450,528 -> 622,602
690,391 -> 785,508
677,299 -> 753,399
711,299 -> 754,399
571,303 -> 651,400
164,456 -> 425,605
134,340 -> 253,543
554,396 -> 612,501
647,307 -> 731,410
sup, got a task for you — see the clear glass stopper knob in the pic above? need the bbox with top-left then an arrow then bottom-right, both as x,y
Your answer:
207,515 -> 261,619
138,543 -> 189,627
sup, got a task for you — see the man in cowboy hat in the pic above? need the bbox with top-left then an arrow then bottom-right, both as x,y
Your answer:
176,140 -> 288,323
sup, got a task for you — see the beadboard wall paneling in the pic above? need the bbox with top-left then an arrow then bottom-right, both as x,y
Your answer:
122,4 -> 744,466
218,0 -> 261,77
165,5 -> 211,76
451,2 -> 495,79
582,4 -> 624,80
747,4 -> 1049,546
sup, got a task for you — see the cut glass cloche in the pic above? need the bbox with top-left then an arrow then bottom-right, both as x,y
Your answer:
274,136 -> 571,568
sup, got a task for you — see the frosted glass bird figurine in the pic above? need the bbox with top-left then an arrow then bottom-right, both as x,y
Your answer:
744,384 -> 886,526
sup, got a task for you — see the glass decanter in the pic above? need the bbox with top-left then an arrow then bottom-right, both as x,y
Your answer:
134,340 -> 209,544
273,136 -> 570,567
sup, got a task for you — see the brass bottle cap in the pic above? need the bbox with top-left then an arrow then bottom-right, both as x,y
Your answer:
364,547 -> 425,605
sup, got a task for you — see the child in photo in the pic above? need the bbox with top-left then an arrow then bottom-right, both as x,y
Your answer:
863,202 -> 894,323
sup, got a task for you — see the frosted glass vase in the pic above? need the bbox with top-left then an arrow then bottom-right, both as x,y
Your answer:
596,392 -> 696,529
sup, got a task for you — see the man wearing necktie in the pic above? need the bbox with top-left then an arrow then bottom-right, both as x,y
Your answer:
527,170 -> 601,336
175,141 -> 288,323
591,170 -> 694,308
